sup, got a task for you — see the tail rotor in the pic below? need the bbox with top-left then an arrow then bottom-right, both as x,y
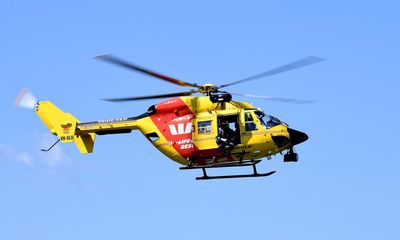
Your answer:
15,88 -> 37,109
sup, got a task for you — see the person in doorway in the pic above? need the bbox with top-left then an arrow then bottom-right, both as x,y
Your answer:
216,120 -> 235,153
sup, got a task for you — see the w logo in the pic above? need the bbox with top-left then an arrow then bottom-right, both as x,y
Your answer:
169,123 -> 192,136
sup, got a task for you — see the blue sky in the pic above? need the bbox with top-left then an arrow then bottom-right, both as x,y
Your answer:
1,1 -> 400,239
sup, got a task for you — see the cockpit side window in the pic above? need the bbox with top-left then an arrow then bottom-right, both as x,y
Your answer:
255,110 -> 283,129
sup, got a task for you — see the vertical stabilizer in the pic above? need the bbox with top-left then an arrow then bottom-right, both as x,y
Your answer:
35,101 -> 96,153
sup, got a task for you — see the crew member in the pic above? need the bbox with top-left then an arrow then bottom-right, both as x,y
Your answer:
216,121 -> 235,153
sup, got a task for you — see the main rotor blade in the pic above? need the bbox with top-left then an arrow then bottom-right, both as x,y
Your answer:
220,56 -> 324,88
95,54 -> 200,88
103,90 -> 197,102
231,92 -> 316,104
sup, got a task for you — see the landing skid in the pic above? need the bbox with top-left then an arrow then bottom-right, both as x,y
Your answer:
196,170 -> 276,180
180,160 -> 276,180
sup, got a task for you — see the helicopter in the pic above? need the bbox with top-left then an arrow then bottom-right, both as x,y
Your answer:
34,55 -> 323,180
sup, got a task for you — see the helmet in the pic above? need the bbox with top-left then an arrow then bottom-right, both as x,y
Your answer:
220,120 -> 229,128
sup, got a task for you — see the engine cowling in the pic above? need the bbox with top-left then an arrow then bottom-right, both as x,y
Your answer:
209,92 -> 232,103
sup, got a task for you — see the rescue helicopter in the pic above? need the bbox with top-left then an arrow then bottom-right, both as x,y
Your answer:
34,55 -> 323,180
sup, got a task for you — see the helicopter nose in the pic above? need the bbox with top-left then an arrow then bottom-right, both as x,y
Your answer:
287,128 -> 308,145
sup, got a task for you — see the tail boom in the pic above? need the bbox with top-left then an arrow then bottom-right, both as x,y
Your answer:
35,101 -> 141,154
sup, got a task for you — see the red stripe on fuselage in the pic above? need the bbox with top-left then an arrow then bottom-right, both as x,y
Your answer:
149,98 -> 199,158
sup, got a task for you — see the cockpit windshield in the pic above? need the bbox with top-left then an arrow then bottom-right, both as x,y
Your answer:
254,110 -> 285,129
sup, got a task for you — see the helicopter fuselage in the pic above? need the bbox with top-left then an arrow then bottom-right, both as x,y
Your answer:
35,96 -> 308,166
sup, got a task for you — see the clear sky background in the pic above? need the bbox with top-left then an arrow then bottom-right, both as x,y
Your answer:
1,1 -> 399,239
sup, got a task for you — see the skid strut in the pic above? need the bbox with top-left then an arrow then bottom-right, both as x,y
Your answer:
180,160 -> 276,180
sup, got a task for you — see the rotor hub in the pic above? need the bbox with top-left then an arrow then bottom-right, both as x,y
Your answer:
201,83 -> 219,95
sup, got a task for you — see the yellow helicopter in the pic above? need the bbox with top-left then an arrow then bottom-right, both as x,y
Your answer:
35,55 -> 323,180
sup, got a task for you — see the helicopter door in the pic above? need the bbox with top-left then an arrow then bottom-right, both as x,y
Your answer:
240,110 -> 267,147
216,114 -> 241,145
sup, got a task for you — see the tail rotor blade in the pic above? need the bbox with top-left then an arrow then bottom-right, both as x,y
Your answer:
15,88 -> 37,109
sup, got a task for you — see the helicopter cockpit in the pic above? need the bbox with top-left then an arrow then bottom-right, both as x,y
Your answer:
254,110 -> 287,129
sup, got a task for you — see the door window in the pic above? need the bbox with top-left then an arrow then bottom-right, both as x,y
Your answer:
245,112 -> 258,131
198,121 -> 212,134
